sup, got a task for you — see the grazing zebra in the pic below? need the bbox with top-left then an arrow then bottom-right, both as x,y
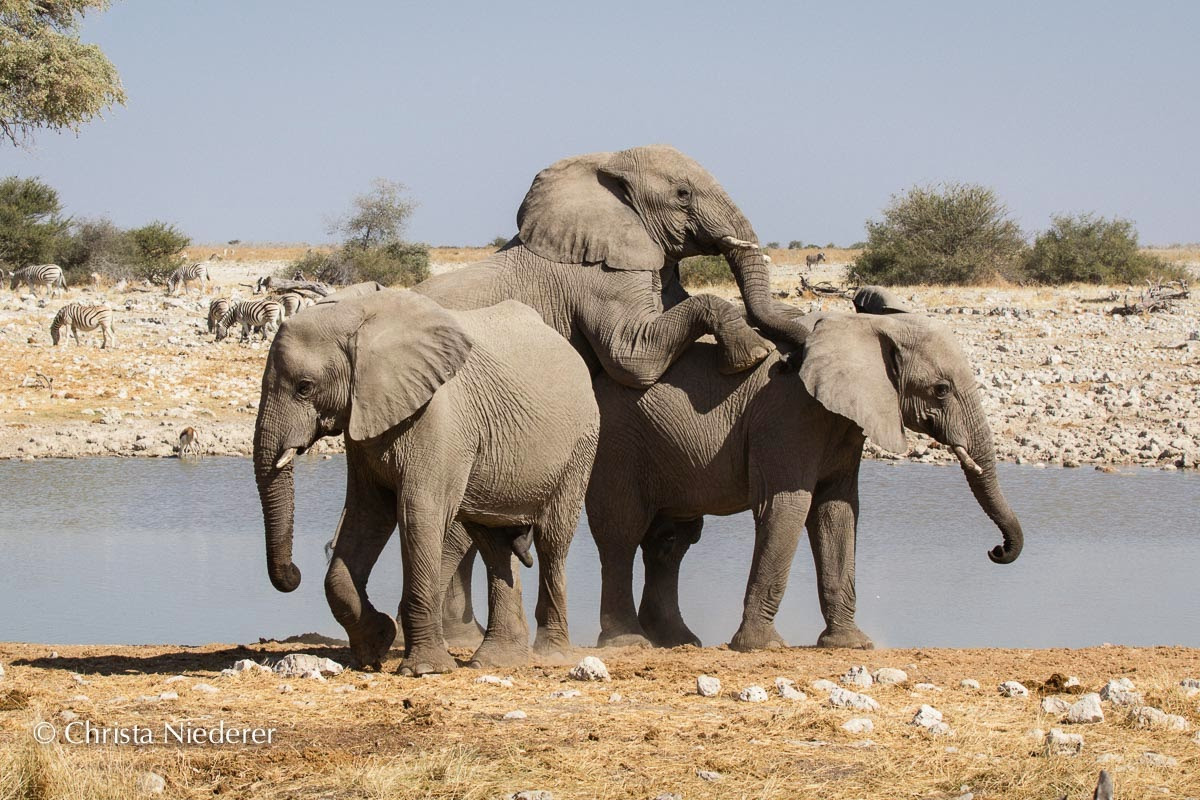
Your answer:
50,303 -> 117,348
166,262 -> 209,295
207,298 -> 231,333
178,426 -> 199,457
215,298 -> 282,342
9,264 -> 65,298
805,252 -> 826,268
278,292 -> 311,318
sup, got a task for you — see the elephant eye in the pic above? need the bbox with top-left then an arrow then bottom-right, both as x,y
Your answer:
933,382 -> 952,400
297,379 -> 316,399
675,186 -> 692,203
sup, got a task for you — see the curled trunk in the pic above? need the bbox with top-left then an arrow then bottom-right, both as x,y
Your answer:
958,435 -> 1023,564
719,212 -> 810,352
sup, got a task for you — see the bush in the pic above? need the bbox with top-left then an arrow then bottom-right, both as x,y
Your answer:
852,183 -> 1026,285
0,176 -> 69,267
764,241 -> 780,249
124,221 -> 191,280
679,255 -> 732,288
1023,214 -> 1186,284
292,242 -> 431,288
57,218 -> 133,280
488,235 -> 510,248
787,240 -> 804,250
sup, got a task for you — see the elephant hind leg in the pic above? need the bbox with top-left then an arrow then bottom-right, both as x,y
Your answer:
806,467 -> 873,650
588,499 -> 654,649
440,525 -> 484,650
463,522 -> 530,669
638,516 -> 703,648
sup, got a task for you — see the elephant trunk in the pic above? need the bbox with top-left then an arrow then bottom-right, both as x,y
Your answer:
718,211 -> 810,352
253,410 -> 302,592
957,427 -> 1023,564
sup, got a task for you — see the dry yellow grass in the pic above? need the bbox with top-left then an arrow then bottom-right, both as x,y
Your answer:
1,642 -> 1197,799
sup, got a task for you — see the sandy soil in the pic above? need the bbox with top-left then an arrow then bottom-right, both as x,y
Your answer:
1,641 -> 1198,799
1,253 -> 1196,469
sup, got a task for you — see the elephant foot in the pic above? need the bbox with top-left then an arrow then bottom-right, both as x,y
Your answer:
642,620 -> 702,649
597,631 -> 652,649
729,623 -> 787,652
816,625 -> 874,650
532,631 -> 574,663
717,329 -> 774,375
348,611 -> 397,672
467,637 -> 530,669
442,617 -> 486,650
398,645 -> 458,677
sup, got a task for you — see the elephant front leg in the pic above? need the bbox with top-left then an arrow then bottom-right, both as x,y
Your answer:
807,475 -> 874,650
638,517 -> 702,648
440,530 -> 484,649
397,498 -> 459,677
729,496 -> 811,652
325,499 -> 399,671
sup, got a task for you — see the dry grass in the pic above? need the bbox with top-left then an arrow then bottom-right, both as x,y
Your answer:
0,642 -> 1197,799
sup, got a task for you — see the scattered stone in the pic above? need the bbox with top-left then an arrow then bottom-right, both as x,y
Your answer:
960,679 -> 980,690
57,710 -> 78,723
775,677 -> 806,700
164,675 -> 186,684
911,704 -> 952,735
1045,728 -> 1084,755
568,656 -> 610,682
136,772 -> 166,795
1066,693 -> 1104,724
508,792 -> 553,800
1041,697 -> 1071,714
277,684 -> 294,693
998,680 -> 1028,697
229,658 -> 265,674
1100,678 -> 1142,706
841,665 -> 874,687
548,689 -> 581,699
696,770 -> 722,782
737,686 -> 768,703
1140,752 -> 1178,768
502,710 -> 527,720
71,673 -> 90,685
192,683 -> 218,694
1131,706 -> 1190,731
696,675 -> 721,697
475,675 -> 514,689
273,653 -> 344,677
811,678 -> 838,692
873,667 -> 908,685
841,717 -> 874,734
914,682 -> 941,692
1064,676 -> 1080,687
829,687 -> 880,712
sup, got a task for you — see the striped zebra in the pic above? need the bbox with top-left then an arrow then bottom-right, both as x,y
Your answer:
50,303 -> 117,348
278,292 -> 311,318
215,298 -> 282,342
207,298 -> 231,333
805,252 -> 826,267
9,264 -> 65,298
166,262 -> 209,295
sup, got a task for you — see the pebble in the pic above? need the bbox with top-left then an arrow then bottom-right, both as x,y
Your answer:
998,681 -> 1029,697
192,683 -> 218,694
136,772 -> 166,795
568,656 -> 610,682
1099,678 -> 1141,706
1041,696 -> 1070,714
476,675 -> 514,688
502,710 -> 527,720
960,679 -> 980,690
696,770 -> 722,782
873,667 -> 908,685
548,689 -> 581,699
274,653 -> 344,677
1066,693 -> 1104,724
71,673 -> 90,685
829,687 -> 880,712
811,678 -> 838,692
1045,728 -> 1084,755
841,665 -> 874,687
913,682 -> 941,692
696,675 -> 721,697
841,717 -> 874,734
911,705 -> 952,735
1131,706 -> 1190,731
775,677 -> 806,700
737,686 -> 768,703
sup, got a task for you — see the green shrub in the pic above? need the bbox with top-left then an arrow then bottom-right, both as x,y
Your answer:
787,240 -> 804,250
764,241 -> 780,249
290,242 -> 431,288
679,255 -> 732,288
1023,214 -> 1187,284
57,217 -> 134,280
852,183 -> 1027,285
125,221 -> 190,280
0,176 -> 69,268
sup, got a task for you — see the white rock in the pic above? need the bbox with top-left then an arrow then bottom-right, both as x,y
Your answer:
475,675 -> 514,688
829,687 -> 880,712
301,669 -> 326,682
1045,728 -> 1084,755
1140,752 -> 1177,768
136,771 -> 166,795
502,710 -> 527,720
229,658 -> 265,674
192,683 -> 218,694
277,684 -> 294,693
69,695 -> 89,703
1099,678 -> 1141,706
696,675 -> 721,697
737,686 -> 768,703
274,653 -> 344,677
1064,676 -> 1080,687
608,692 -> 622,703
568,656 -> 610,682
164,675 -> 186,684
652,795 -> 681,800
57,710 -> 79,723
775,678 -> 806,701
0,662 -> 4,680
841,717 -> 874,734
1066,693 -> 1104,724
913,682 -> 941,692
548,689 -> 581,699
912,705 -> 944,728
696,770 -> 722,781
811,679 -> 838,692
960,679 -> 980,690
158,691 -> 178,701
841,665 -> 874,687
220,669 -> 237,677
873,667 -> 908,685
1131,706 -> 1190,731
71,673 -> 90,685
998,680 -> 1029,697
1041,697 -> 1071,714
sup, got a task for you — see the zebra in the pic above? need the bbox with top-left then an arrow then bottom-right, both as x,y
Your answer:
166,262 -> 209,295
207,298 -> 231,333
805,252 -> 826,268
9,264 -> 65,298
50,303 -> 117,348
278,292 -> 311,318
215,298 -> 283,342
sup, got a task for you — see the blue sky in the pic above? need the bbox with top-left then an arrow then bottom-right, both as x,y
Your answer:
4,1 -> 1197,246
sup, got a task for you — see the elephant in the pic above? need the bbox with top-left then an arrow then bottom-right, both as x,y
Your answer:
252,287 -> 598,675
584,309 -> 1024,651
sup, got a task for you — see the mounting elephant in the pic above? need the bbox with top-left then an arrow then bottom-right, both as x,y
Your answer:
410,144 -> 810,644
252,288 -> 598,675
585,309 -> 1025,651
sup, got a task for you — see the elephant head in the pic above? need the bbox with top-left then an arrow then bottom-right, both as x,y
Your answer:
799,312 -> 1023,564
252,288 -> 473,592
516,144 -> 807,350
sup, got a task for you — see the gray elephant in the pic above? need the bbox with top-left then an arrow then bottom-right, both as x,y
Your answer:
253,288 -> 598,675
585,310 -> 1024,651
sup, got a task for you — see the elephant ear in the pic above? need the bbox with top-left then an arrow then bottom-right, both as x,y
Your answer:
347,291 -> 473,442
798,315 -> 908,454
517,150 -> 665,271
852,286 -> 911,315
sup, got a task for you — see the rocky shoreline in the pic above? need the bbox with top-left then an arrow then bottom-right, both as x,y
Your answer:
2,261 -> 1197,470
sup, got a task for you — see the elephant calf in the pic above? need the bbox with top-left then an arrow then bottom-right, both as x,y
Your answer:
586,311 -> 1024,651
253,288 -> 598,675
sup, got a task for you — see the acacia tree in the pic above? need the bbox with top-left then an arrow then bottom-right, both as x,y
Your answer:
329,178 -> 417,250
0,175 -> 69,265
0,0 -> 126,147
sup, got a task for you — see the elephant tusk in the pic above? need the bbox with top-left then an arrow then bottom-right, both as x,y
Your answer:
952,445 -> 983,475
720,235 -> 761,250
275,448 -> 297,469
